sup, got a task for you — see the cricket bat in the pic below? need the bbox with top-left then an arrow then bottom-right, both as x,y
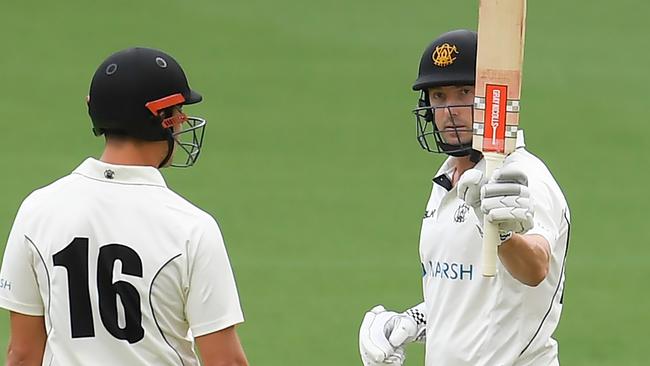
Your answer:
472,0 -> 527,277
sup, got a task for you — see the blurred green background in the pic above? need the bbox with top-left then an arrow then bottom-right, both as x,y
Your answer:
1,0 -> 648,364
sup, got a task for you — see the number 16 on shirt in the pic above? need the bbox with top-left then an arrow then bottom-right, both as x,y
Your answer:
472,0 -> 527,277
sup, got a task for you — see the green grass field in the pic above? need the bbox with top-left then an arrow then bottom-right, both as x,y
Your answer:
1,0 -> 648,364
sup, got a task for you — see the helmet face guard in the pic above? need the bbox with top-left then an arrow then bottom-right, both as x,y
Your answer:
146,93 -> 206,168
171,116 -> 206,168
413,92 -> 474,157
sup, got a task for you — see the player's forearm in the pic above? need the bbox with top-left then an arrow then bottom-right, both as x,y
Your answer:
7,313 -> 46,366
498,233 -> 550,286
196,326 -> 249,366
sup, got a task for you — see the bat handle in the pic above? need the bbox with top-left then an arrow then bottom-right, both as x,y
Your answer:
482,152 -> 505,277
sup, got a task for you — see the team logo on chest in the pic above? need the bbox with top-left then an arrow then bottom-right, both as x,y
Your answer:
454,203 -> 470,223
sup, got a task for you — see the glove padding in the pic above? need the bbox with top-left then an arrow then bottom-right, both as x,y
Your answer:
457,163 -> 534,239
457,168 -> 487,210
480,163 -> 534,235
359,305 -> 420,366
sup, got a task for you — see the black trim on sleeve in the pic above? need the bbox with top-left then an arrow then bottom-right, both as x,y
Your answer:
433,174 -> 453,191
519,210 -> 571,357
25,235 -> 51,328
24,236 -> 57,366
149,253 -> 184,366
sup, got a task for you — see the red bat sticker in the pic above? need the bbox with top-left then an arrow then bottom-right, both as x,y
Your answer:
482,84 -> 508,153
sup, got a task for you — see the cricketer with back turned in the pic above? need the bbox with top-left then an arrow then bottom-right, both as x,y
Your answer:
0,48 -> 248,366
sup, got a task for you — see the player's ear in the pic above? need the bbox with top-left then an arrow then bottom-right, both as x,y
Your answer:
85,95 -> 90,106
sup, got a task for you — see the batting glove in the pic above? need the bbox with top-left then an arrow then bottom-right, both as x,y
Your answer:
480,163 -> 534,241
457,168 -> 487,213
359,305 -> 426,366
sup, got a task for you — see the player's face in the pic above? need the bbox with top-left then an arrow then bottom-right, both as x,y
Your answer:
428,85 -> 475,145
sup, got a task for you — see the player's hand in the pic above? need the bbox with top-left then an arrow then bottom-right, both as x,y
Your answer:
359,305 -> 420,365
457,168 -> 487,210
480,163 -> 534,240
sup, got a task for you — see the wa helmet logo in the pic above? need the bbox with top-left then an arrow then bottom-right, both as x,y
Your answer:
432,43 -> 459,67
454,203 -> 470,223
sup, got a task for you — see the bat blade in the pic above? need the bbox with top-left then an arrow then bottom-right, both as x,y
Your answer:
472,0 -> 527,277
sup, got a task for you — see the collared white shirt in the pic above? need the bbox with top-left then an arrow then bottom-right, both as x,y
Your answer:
0,158 -> 244,366
420,131 -> 570,366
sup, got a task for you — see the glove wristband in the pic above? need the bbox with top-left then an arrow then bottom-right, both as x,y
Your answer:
403,307 -> 427,343
498,230 -> 514,244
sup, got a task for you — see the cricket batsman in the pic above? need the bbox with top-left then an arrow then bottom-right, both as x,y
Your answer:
358,30 -> 570,366
0,47 -> 248,365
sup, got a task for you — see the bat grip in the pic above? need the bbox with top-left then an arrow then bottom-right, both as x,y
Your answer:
482,152 -> 505,277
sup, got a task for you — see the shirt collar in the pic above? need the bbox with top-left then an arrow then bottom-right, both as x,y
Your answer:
72,158 -> 167,187
432,129 -> 526,191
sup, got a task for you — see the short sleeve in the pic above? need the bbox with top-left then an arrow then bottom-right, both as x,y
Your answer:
185,216 -> 244,337
0,205 -> 45,316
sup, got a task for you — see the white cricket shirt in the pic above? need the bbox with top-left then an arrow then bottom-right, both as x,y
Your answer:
419,131 -> 570,366
0,158 -> 244,365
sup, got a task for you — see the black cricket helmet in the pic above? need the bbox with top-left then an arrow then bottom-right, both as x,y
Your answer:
87,47 -> 206,167
412,29 -> 480,160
